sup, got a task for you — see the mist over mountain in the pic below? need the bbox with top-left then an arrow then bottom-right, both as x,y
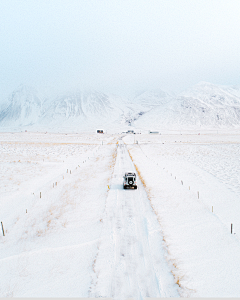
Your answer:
0,82 -> 240,132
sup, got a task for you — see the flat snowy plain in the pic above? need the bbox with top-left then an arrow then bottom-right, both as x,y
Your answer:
0,130 -> 240,297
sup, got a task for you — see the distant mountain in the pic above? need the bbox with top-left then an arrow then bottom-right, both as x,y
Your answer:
122,89 -> 173,126
1,82 -> 240,132
134,82 -> 240,130
39,90 -> 126,131
132,89 -> 171,107
179,82 -> 240,127
0,85 -> 46,127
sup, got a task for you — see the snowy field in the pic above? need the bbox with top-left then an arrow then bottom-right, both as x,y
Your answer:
0,132 -> 118,297
0,131 -> 240,297
125,131 -> 240,297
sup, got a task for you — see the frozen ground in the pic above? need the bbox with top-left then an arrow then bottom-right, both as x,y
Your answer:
125,131 -> 240,297
0,132 -> 118,297
0,131 -> 240,297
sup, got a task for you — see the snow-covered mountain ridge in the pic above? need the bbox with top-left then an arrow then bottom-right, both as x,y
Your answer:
134,82 -> 240,130
0,82 -> 240,131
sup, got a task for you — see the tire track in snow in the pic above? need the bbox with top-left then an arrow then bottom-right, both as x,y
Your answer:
90,142 -> 179,298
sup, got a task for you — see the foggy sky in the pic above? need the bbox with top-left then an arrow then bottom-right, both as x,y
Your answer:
1,0 -> 240,100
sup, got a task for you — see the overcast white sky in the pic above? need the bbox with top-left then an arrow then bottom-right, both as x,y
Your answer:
0,0 -> 240,99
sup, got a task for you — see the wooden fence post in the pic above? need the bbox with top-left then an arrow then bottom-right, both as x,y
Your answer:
1,222 -> 5,236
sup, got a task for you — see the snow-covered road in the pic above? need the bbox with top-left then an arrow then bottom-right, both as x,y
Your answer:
1,132 -> 240,297
91,141 -> 178,298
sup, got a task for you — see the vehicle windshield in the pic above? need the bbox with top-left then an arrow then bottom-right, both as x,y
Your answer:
128,177 -> 134,183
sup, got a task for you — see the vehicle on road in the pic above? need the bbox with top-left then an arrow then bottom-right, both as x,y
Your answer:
126,130 -> 135,134
123,172 -> 137,189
